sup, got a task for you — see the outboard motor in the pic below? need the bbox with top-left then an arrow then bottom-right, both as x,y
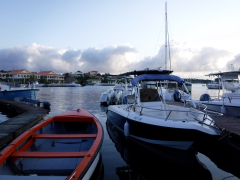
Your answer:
200,94 -> 211,101
173,90 -> 181,102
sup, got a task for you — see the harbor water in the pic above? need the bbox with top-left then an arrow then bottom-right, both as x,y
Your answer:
0,84 -> 239,180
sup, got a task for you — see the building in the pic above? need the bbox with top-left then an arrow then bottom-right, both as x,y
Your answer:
75,71 -> 84,77
0,72 -> 8,81
2,69 -> 64,83
84,71 -> 98,77
37,71 -> 64,82
90,71 -> 98,76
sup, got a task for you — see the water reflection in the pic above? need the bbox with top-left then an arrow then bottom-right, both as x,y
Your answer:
1,85 -> 239,179
197,141 -> 240,180
106,119 -> 212,180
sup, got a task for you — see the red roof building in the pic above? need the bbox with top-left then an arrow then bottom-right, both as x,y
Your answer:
3,69 -> 64,82
84,72 -> 91,76
37,71 -> 64,81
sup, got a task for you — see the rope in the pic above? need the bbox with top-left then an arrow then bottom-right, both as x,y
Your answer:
222,175 -> 235,180
226,138 -> 240,151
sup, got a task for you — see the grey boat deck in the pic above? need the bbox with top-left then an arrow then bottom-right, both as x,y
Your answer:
165,100 -> 240,135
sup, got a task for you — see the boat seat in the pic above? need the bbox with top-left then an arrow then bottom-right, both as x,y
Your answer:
32,134 -> 97,139
0,175 -> 68,180
11,151 -> 87,159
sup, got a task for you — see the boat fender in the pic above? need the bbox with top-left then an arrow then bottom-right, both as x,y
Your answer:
124,121 -> 129,137
200,94 -> 211,101
173,90 -> 181,102
221,105 -> 226,113
0,87 -> 1,91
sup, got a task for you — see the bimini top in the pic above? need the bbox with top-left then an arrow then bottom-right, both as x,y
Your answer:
119,69 -> 172,76
132,74 -> 184,86
205,70 -> 240,76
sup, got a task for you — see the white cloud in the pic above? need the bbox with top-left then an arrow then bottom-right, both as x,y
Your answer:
0,41 -> 239,78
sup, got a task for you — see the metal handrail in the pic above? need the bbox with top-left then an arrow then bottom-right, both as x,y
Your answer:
195,101 -> 223,126
129,103 -> 223,127
194,101 -> 223,116
208,95 -> 240,103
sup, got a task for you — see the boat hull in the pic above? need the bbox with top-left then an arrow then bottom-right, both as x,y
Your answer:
206,84 -> 222,89
0,89 -> 39,101
0,108 -> 103,179
107,110 -> 220,150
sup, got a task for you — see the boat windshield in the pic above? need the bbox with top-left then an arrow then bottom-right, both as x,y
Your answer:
140,89 -> 161,102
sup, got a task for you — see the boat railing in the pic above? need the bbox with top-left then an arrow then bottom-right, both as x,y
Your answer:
193,101 -> 223,126
208,95 -> 240,103
131,102 -> 222,127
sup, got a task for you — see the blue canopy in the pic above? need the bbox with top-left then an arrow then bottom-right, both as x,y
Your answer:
132,74 -> 184,86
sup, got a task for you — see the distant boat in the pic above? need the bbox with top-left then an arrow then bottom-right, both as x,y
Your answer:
206,82 -> 222,89
42,83 -> 82,87
0,108 -> 103,179
61,82 -> 82,87
29,81 -> 45,88
0,84 -> 39,101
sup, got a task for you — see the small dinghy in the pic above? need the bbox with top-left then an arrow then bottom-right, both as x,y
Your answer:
0,108 -> 103,180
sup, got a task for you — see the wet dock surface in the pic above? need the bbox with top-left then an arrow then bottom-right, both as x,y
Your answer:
0,99 -> 48,148
165,100 -> 240,135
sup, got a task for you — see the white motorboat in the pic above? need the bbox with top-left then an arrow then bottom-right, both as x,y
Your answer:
100,85 -> 124,105
100,88 -> 114,106
62,82 -> 82,87
107,69 -> 224,150
206,81 -> 222,89
197,70 -> 240,117
31,81 -> 45,88
100,76 -> 134,106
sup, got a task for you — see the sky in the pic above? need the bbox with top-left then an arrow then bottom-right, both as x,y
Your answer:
0,0 -> 240,79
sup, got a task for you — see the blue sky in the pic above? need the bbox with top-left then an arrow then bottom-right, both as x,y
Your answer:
0,0 -> 240,78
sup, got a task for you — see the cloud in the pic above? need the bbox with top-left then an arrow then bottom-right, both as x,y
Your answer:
62,49 -> 81,62
127,40 -> 234,78
0,41 -> 238,78
226,54 -> 240,71
80,45 -> 137,73
0,43 -> 137,74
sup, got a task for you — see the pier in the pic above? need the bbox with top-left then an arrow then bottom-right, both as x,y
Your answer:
0,99 -> 48,148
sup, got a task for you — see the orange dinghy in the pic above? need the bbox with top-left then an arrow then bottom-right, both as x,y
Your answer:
0,108 -> 103,180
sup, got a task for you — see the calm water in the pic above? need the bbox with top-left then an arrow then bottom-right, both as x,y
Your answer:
0,84 -> 239,180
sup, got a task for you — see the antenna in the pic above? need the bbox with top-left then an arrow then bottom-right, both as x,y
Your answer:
165,2 -> 168,70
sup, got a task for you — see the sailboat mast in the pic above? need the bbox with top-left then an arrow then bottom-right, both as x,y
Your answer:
165,2 -> 168,70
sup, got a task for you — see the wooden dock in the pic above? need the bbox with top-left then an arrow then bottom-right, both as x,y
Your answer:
0,99 -> 48,149
165,100 -> 240,135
